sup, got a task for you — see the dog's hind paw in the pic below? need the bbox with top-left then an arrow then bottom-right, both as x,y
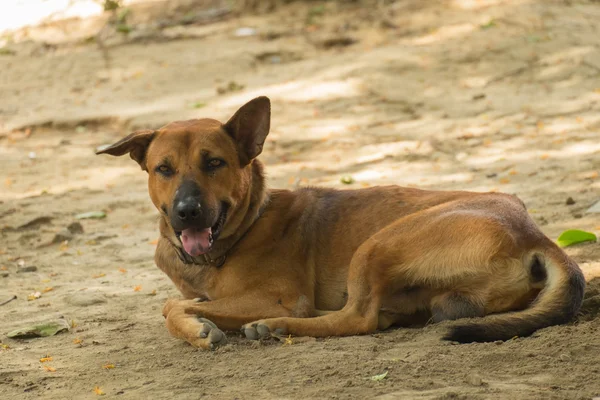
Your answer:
242,321 -> 286,340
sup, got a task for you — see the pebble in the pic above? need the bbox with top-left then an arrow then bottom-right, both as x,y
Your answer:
51,230 -> 73,243
67,222 -> 84,234
565,197 -> 575,205
466,375 -> 484,386
587,200 -> 600,213
234,27 -> 257,37
64,292 -> 107,307
558,353 -> 571,362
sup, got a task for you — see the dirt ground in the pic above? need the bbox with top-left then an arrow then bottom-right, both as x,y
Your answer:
1,0 -> 600,398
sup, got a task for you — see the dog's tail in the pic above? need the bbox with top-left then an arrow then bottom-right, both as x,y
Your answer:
444,245 -> 585,343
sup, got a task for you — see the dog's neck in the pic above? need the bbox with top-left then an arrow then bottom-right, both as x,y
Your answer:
162,160 -> 269,267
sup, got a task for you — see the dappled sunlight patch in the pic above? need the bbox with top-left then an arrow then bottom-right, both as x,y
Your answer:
218,78 -> 363,106
409,23 -> 476,46
451,0 -> 506,9
0,0 -> 103,34
539,46 -> 596,66
0,166 -> 138,201
460,76 -> 492,89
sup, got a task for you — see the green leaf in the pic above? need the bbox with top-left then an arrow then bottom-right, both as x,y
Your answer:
7,320 -> 69,338
370,371 -> 388,381
75,211 -> 106,220
191,102 -> 206,109
340,175 -> 354,184
116,24 -> 132,34
480,20 -> 496,30
557,229 -> 597,248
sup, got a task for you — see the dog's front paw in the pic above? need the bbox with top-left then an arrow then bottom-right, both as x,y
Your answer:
164,306 -> 227,350
195,318 -> 227,349
242,320 -> 287,340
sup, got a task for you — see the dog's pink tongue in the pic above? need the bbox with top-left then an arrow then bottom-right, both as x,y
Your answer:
181,227 -> 212,257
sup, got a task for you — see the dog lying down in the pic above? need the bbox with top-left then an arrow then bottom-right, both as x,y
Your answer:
97,96 -> 584,350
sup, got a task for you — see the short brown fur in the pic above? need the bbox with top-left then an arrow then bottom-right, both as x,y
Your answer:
98,96 -> 585,349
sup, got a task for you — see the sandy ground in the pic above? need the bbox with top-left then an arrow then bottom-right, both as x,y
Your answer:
1,0 -> 600,398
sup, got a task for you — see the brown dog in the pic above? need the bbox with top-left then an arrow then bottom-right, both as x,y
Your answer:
97,96 -> 585,349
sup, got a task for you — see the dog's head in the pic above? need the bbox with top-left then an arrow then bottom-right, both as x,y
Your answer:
97,96 -> 270,257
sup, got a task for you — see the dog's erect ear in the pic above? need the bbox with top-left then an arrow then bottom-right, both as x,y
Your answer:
96,129 -> 156,171
223,96 -> 271,166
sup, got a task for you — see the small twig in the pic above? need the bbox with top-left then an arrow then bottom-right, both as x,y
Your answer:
582,61 -> 600,73
485,65 -> 529,87
0,295 -> 17,306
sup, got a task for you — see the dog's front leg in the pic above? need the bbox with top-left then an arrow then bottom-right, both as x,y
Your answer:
162,294 -> 311,349
163,299 -> 228,350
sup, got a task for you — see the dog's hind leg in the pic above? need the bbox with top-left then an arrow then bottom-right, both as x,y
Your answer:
242,201 -> 527,339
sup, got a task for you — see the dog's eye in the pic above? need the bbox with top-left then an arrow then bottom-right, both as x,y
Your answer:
206,158 -> 225,169
156,165 -> 174,176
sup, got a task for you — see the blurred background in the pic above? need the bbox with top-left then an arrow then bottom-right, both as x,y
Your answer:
1,1 -> 599,399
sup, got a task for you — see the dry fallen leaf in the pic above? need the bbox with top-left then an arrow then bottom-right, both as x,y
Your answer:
39,355 -> 53,363
118,268 -> 127,274
73,338 -> 83,345
102,363 -> 115,369
92,273 -> 106,279
43,366 -> 56,372
149,289 -> 157,296
42,287 -> 54,293
540,154 -> 549,160
585,171 -> 598,180
0,266 -> 7,271
94,386 -> 105,396
4,178 -> 12,187
71,320 -> 77,329
148,239 -> 158,245
499,178 -> 510,184
1,344 -> 10,350
508,170 -> 518,175
133,285 -> 142,292
284,335 -> 294,345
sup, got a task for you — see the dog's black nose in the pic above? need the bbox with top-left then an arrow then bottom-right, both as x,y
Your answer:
175,199 -> 201,221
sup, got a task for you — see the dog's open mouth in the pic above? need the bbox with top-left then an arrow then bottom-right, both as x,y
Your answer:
176,203 -> 229,257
